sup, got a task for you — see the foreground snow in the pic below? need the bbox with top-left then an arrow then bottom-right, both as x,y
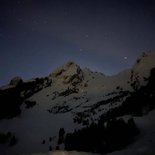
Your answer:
25,151 -> 93,155
25,108 -> 155,155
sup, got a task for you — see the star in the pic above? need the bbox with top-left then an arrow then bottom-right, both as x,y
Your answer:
85,34 -> 89,38
17,0 -> 23,6
17,18 -> 23,22
31,27 -> 36,31
33,20 -> 38,24
43,20 -> 48,24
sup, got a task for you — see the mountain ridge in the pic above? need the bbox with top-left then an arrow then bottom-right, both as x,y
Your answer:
0,51 -> 155,155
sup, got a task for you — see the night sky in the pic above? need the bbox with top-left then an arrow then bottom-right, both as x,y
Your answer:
0,0 -> 155,86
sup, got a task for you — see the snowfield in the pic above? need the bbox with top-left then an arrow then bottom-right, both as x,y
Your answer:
25,108 -> 155,155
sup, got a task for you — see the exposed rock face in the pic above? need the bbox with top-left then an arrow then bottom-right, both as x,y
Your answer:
49,62 -> 84,86
0,84 -> 22,119
0,77 -> 23,119
130,52 -> 155,90
10,76 -> 23,87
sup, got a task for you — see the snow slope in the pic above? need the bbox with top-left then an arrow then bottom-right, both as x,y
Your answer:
25,108 -> 155,155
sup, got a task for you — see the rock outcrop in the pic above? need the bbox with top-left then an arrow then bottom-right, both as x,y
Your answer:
49,61 -> 84,86
10,76 -> 23,87
130,51 -> 155,90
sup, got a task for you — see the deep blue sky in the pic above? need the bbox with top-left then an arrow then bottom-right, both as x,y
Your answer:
0,0 -> 155,86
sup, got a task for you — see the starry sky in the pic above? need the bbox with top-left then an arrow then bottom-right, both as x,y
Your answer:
0,0 -> 155,86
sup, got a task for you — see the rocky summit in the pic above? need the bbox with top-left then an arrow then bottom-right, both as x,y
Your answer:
48,61 -> 84,86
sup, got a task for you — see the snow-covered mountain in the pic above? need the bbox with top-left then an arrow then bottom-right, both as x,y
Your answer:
0,51 -> 155,155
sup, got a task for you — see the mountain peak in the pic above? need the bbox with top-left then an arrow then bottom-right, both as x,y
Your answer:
130,51 -> 155,89
48,61 -> 84,85
10,76 -> 23,87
